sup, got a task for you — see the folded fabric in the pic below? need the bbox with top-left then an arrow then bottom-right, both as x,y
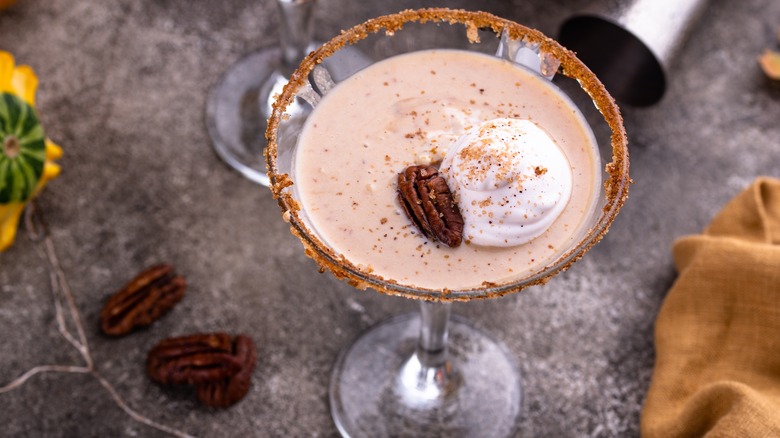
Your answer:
642,177 -> 780,437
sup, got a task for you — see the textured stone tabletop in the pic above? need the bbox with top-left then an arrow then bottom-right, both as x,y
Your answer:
0,0 -> 778,436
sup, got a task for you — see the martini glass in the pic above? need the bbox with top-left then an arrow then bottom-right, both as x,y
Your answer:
266,9 -> 630,437
206,0 -> 316,186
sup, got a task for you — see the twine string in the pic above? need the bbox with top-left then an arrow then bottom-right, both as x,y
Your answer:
0,204 -> 195,438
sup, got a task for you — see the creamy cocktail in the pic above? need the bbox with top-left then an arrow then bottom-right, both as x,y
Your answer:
294,49 -> 600,290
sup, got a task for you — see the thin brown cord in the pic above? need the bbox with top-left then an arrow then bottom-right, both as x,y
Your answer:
0,204 -> 195,438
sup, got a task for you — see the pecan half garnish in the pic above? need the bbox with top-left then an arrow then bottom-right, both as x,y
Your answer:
397,165 -> 464,247
146,333 -> 244,386
100,264 -> 186,336
196,335 -> 256,408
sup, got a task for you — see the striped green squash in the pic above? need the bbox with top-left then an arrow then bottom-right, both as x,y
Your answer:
0,92 -> 45,203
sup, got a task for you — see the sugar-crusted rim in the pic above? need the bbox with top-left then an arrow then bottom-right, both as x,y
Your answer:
265,8 -> 630,302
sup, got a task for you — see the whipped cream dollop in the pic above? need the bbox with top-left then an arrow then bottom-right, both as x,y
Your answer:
439,118 -> 572,247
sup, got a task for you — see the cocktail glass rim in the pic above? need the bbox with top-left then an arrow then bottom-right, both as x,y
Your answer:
265,7 -> 630,302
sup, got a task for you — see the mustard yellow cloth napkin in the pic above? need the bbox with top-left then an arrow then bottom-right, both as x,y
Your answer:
642,177 -> 780,437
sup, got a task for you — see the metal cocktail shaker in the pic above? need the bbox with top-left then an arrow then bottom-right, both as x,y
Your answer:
559,0 -> 709,106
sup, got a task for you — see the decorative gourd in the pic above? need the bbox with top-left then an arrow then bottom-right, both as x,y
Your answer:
0,51 -> 61,252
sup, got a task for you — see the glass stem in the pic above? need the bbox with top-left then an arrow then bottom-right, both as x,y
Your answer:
416,301 -> 451,367
396,301 -> 460,403
277,0 -> 316,70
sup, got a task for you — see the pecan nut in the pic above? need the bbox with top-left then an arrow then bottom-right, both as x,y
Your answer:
397,165 -> 464,247
146,333 -> 244,385
196,335 -> 256,408
100,264 -> 186,336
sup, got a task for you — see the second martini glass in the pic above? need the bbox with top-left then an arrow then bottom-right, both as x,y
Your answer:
206,0 -> 315,186
266,9 -> 629,437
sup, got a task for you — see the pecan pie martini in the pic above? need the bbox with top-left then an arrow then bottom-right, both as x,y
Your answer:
265,9 -> 629,438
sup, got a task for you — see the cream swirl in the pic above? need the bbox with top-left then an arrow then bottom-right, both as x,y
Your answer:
439,118 -> 572,247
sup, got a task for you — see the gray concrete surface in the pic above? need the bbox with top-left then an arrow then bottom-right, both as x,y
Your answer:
0,0 -> 778,436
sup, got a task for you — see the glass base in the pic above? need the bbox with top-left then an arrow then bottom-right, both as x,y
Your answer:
206,48 -> 283,186
329,313 -> 522,437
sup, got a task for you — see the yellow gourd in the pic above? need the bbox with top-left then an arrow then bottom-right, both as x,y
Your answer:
0,51 -> 61,252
